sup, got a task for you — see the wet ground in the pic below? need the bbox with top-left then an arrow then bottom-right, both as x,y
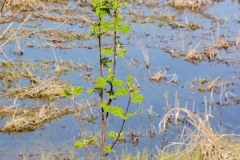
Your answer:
0,0 -> 240,159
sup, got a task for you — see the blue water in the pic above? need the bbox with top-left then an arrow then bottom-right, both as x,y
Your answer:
0,0 -> 240,159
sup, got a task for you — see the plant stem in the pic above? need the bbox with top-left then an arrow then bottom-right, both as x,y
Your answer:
105,96 -> 131,157
113,10 -> 117,75
72,97 -> 93,160
98,17 -> 105,160
105,9 -> 118,121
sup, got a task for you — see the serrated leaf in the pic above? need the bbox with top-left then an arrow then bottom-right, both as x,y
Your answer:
114,17 -> 121,25
119,24 -> 131,34
115,86 -> 128,97
117,48 -> 127,57
73,86 -> 84,96
101,57 -> 112,68
102,48 -> 114,56
106,71 -> 114,81
74,141 -> 87,148
105,146 -> 115,153
108,131 -> 117,138
95,7 -> 110,18
104,106 -> 127,119
60,89 -> 71,98
112,78 -> 122,87
95,77 -> 107,89
132,94 -> 144,104
101,20 -> 112,31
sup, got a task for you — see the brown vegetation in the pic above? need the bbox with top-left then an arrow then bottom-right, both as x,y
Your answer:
0,104 -> 73,132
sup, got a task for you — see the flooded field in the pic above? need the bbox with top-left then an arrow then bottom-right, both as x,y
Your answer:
0,0 -> 240,159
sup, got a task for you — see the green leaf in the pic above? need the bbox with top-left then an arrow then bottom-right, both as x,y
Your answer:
102,48 -> 114,56
60,89 -> 72,98
95,77 -> 107,89
104,106 -> 127,119
105,146 -> 115,153
112,78 -> 122,87
132,94 -> 144,104
106,71 -> 114,81
108,131 -> 117,138
88,137 -> 96,145
87,89 -> 94,94
101,57 -> 112,68
126,112 -> 138,119
117,48 -> 127,57
100,101 -> 108,108
119,24 -> 131,34
61,86 -> 84,98
114,17 -> 121,25
101,20 -> 112,31
73,86 -> 84,96
95,7 -> 110,18
74,140 -> 87,148
115,86 -> 128,97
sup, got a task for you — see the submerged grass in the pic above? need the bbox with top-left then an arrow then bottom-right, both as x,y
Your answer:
0,104 -> 73,133
4,75 -> 69,100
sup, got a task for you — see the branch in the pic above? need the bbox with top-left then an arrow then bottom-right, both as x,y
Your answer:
105,96 -> 131,157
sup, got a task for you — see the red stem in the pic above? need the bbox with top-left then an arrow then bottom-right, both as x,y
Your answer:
105,96 -> 131,157
98,17 -> 106,160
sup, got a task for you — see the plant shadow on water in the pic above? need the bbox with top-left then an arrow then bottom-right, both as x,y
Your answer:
0,0 -> 240,159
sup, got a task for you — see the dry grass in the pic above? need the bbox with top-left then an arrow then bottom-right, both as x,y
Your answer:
136,41 -> 150,68
0,104 -> 73,133
158,107 -> 240,160
149,69 -> 178,84
0,0 -> 62,12
197,76 -> 220,92
166,0 -> 213,11
164,37 -> 235,64
4,75 -> 69,100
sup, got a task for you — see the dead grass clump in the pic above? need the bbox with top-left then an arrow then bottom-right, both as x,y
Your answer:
158,13 -> 191,29
149,69 -> 167,82
197,76 -> 220,92
40,29 -> 87,42
4,76 -> 69,100
167,0 -> 212,11
1,0 -> 50,12
0,104 -> 73,133
211,37 -> 234,50
188,21 -> 200,30
185,48 -> 219,63
0,106 -> 39,119
159,108 -> 238,160
149,69 -> 178,84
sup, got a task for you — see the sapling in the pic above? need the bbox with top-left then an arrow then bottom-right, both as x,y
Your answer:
62,0 -> 144,159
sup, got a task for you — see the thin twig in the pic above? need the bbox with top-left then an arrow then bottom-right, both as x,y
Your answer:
72,97 -> 93,160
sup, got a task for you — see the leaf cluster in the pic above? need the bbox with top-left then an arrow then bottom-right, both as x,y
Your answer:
74,137 -> 96,148
60,86 -> 84,98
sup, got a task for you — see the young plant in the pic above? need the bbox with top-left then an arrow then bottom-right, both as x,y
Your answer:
62,0 -> 144,159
